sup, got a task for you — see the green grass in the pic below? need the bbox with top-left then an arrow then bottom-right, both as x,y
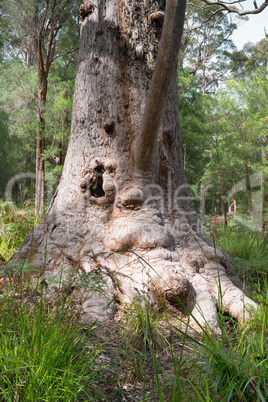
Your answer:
208,219 -> 268,282
193,314 -> 268,401
121,258 -> 268,401
0,207 -> 268,400
0,268 -> 104,401
122,300 -> 169,353
0,200 -> 41,261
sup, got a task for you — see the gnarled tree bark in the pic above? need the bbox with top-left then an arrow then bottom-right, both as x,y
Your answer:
11,0 -> 256,330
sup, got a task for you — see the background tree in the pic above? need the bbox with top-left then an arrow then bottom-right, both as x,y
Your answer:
179,2 -> 268,223
178,68 -> 212,214
0,0 -> 80,214
178,0 -> 241,215
182,0 -> 238,94
226,37 -> 268,77
0,110 -> 18,197
199,66 -> 267,229
0,59 -> 37,201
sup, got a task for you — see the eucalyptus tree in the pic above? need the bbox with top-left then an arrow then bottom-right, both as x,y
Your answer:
202,66 -> 268,228
11,0 -> 268,329
226,38 -> 268,78
1,0 -> 80,214
0,110 -> 17,197
0,58 -> 37,202
182,0 -> 237,94
231,69 -> 268,231
178,67 -> 213,216
179,1 -> 239,214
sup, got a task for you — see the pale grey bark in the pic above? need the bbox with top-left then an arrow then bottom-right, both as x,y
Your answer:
10,0 -> 256,330
200,183 -> 206,216
134,0 -> 186,175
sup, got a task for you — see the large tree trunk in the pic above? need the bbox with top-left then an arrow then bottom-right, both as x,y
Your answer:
11,0 -> 256,330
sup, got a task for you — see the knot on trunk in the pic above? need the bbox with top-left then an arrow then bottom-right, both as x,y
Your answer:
80,168 -> 105,198
119,187 -> 144,209
149,11 -> 165,27
80,1 -> 94,21
80,159 -> 116,203
152,274 -> 196,315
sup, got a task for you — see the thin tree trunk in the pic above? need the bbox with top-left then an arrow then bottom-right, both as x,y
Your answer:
35,75 -> 48,215
245,161 -> 253,212
59,110 -> 69,166
33,20 -> 56,214
200,182 -> 206,215
202,25 -> 207,95
35,135 -> 45,215
183,143 -> 186,168
219,172 -> 227,226
234,181 -> 237,214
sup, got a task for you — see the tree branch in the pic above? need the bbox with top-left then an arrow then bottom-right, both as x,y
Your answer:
201,0 -> 268,15
51,47 -> 79,63
134,0 -> 187,175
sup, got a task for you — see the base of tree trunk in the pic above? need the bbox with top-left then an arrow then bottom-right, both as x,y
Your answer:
9,200 -> 257,333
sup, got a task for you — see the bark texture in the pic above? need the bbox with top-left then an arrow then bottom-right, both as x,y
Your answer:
11,0 -> 256,330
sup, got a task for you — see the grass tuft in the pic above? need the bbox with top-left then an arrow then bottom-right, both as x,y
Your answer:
0,267 -> 104,401
210,219 -> 268,281
0,200 -> 41,261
